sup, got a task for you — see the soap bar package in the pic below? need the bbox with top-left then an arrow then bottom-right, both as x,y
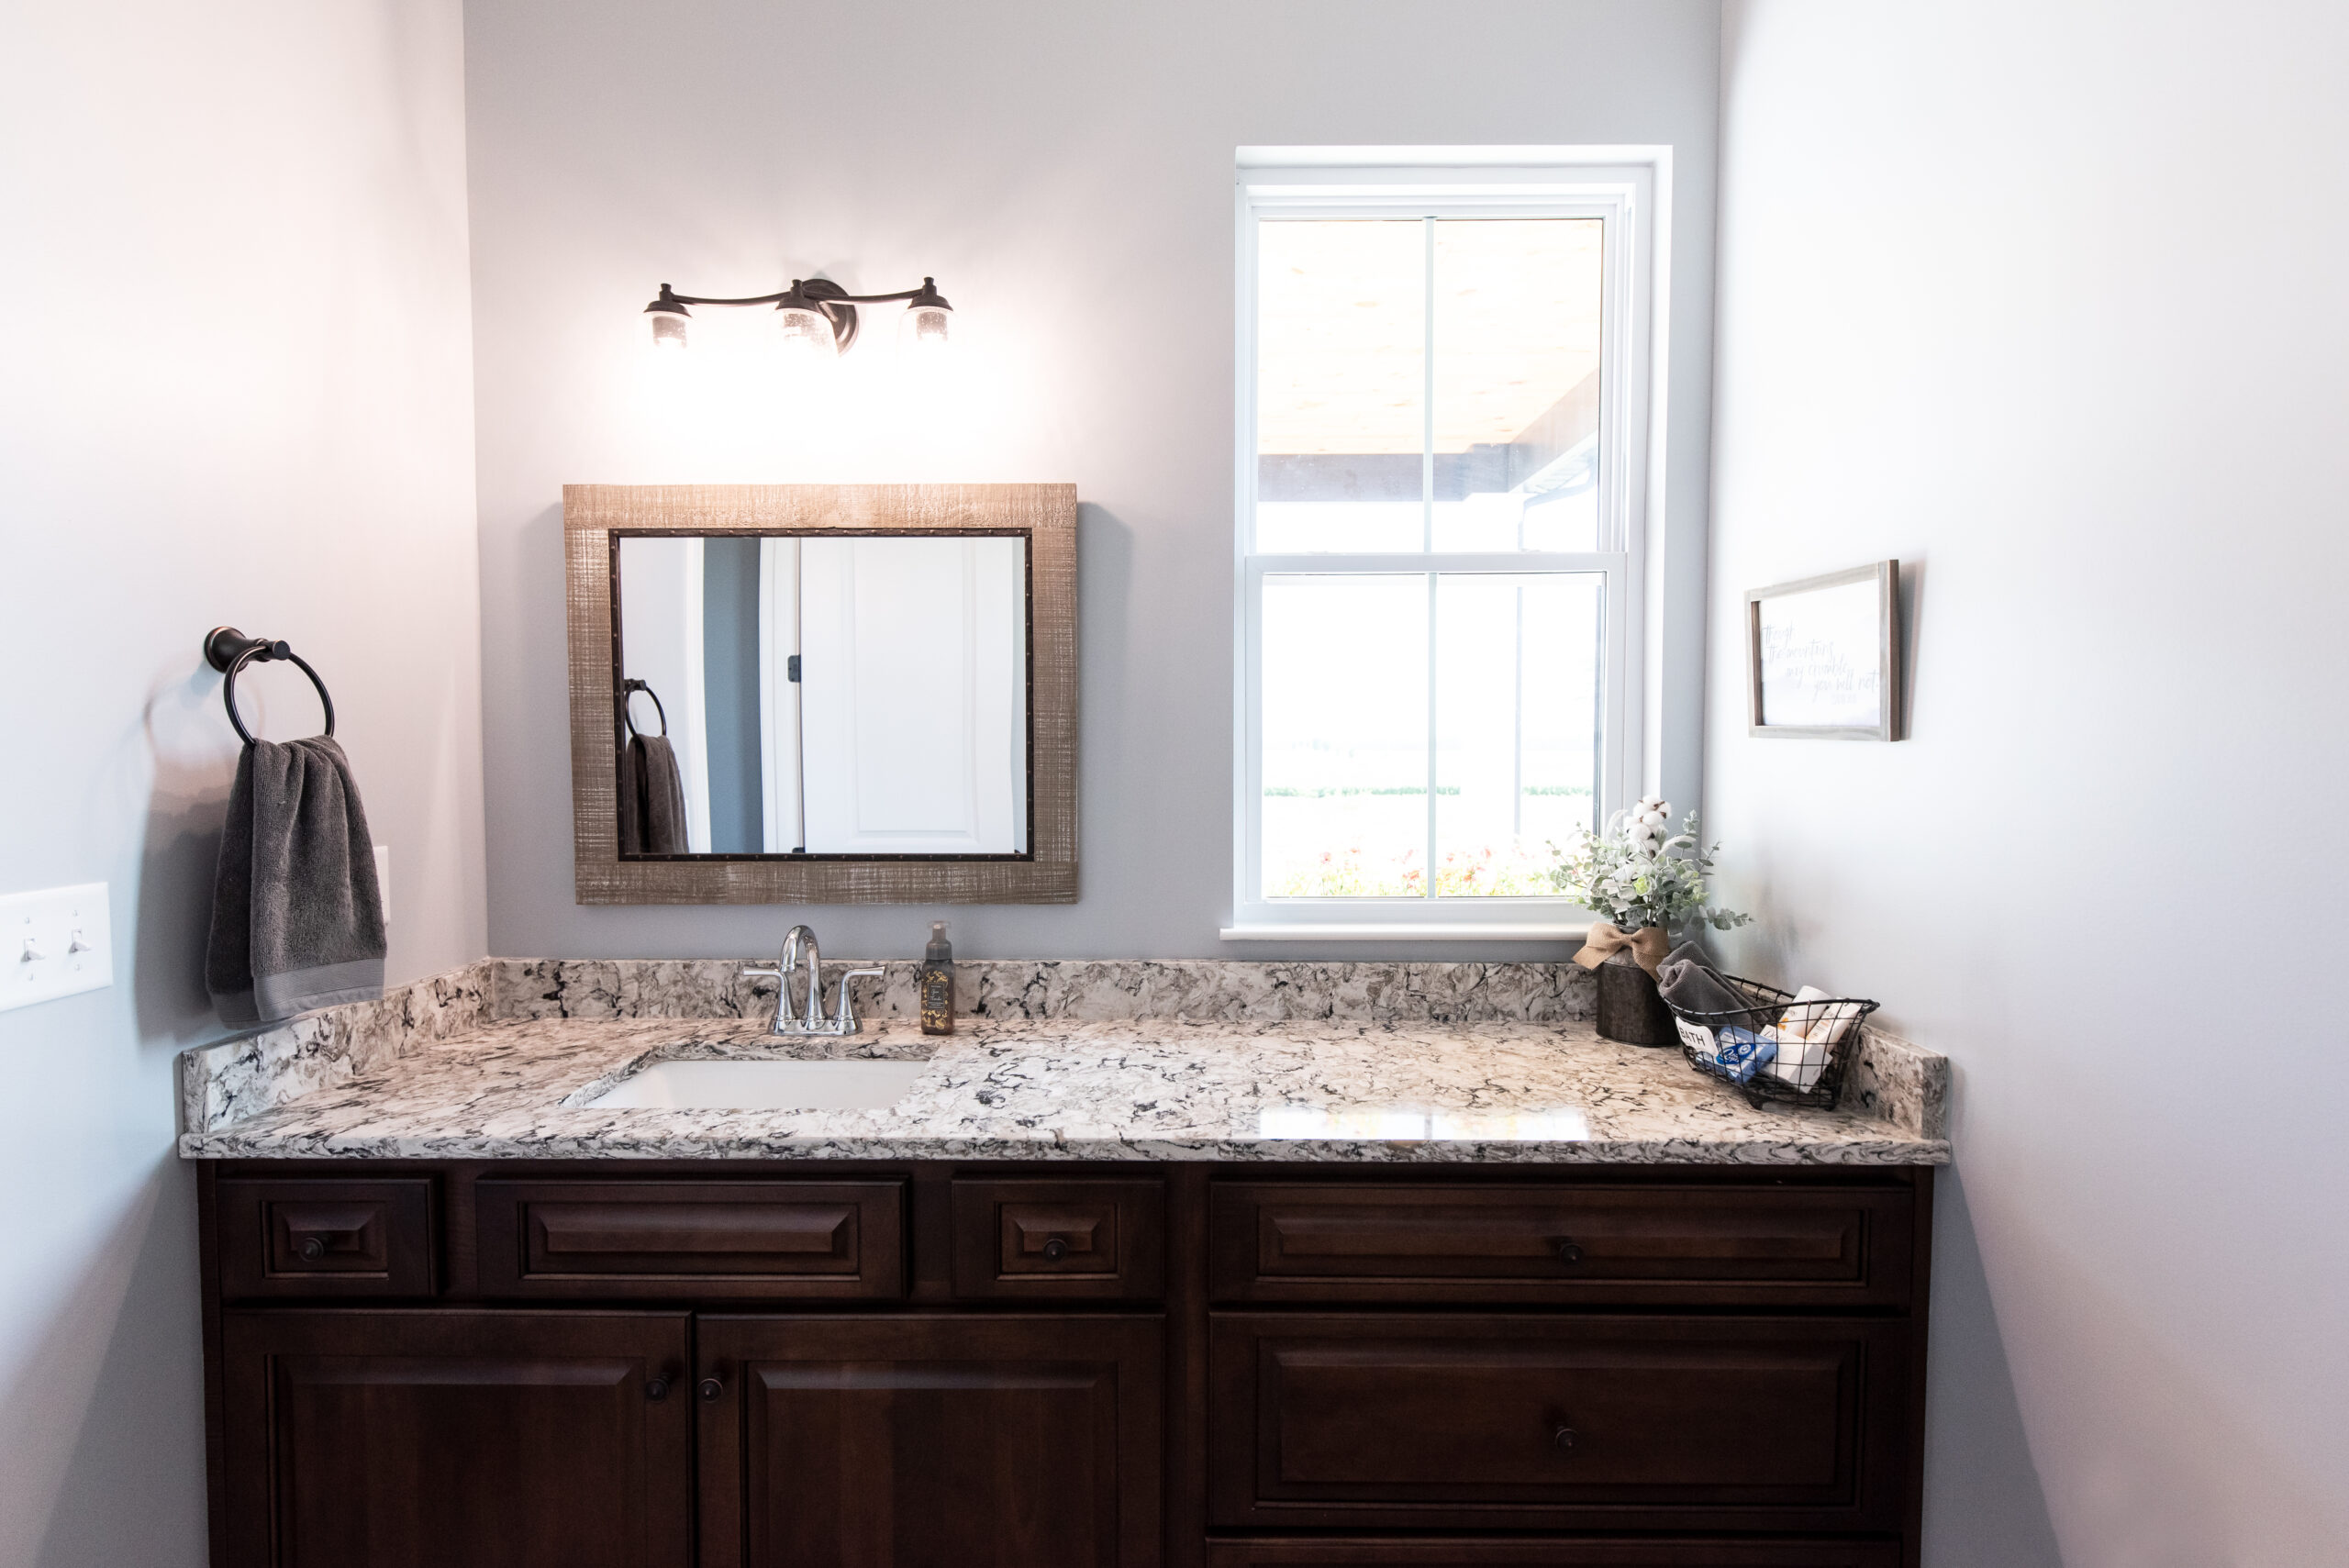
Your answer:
1713,1027 -> 1777,1084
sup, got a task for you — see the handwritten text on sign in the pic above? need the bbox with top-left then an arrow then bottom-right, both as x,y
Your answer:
1757,577 -> 1881,728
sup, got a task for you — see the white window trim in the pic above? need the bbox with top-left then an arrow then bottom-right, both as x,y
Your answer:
1223,150 -> 1672,942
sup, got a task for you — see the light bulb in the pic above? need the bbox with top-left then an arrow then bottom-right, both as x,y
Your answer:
901,302 -> 952,351
643,288 -> 691,350
775,304 -> 837,360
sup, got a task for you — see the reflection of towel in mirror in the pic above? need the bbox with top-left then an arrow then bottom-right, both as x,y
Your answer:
206,737 -> 386,1025
1657,942 -> 1747,1018
618,734 -> 689,855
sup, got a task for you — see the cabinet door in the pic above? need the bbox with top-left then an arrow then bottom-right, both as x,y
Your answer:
219,1309 -> 691,1568
698,1314 -> 1163,1568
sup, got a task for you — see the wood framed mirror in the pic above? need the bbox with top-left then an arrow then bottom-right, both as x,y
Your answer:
565,484 -> 1076,903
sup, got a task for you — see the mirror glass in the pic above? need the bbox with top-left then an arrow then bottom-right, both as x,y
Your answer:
614,532 -> 1030,858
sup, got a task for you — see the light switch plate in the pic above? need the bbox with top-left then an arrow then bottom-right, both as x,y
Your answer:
1,882 -> 114,1014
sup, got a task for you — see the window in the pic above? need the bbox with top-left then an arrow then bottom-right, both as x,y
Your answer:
1230,153 -> 1664,937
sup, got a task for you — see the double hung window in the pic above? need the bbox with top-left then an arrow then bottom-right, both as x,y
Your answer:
1230,156 -> 1663,936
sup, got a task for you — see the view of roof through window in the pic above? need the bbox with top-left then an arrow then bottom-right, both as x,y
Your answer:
1252,216 -> 1609,899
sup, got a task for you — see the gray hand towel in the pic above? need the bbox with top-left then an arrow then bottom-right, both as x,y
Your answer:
206,737 -> 386,1025
1657,941 -> 1749,1018
618,734 -> 690,855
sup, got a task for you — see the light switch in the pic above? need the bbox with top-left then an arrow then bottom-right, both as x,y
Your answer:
1,883 -> 114,1013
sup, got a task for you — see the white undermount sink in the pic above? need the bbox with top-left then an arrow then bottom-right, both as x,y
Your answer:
583,1058 -> 930,1111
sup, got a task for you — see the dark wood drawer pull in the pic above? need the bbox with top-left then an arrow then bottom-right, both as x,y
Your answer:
1552,1424 -> 1577,1451
1042,1237 -> 1069,1262
698,1376 -> 724,1403
1554,1239 -> 1583,1264
296,1236 -> 328,1262
645,1374 -> 671,1401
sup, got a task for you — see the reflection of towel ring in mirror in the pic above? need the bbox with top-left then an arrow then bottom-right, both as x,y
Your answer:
621,678 -> 668,740
203,627 -> 337,746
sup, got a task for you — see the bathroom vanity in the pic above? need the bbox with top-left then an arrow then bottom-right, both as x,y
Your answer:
178,959 -> 1947,1568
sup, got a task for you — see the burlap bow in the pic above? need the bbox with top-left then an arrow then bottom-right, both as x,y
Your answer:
1572,921 -> 1671,978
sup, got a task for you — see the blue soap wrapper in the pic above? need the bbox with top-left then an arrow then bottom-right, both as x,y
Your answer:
1714,1026 -> 1777,1084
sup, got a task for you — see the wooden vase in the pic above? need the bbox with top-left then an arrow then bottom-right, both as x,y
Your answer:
1595,941 -> 1677,1047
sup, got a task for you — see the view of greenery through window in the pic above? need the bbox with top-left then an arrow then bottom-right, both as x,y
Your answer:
1255,217 -> 1606,897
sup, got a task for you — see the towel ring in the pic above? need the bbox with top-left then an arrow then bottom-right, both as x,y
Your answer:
621,678 -> 668,740
204,627 -> 336,746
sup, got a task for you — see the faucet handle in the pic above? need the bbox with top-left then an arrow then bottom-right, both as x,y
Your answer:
836,968 -> 887,1032
740,966 -> 781,981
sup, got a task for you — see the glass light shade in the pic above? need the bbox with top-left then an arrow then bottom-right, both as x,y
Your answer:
648,310 -> 689,350
900,302 -> 952,351
775,304 -> 837,359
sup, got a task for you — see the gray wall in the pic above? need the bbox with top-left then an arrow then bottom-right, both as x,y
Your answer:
1709,1 -> 2349,1561
463,0 -> 1721,962
0,1 -> 486,1560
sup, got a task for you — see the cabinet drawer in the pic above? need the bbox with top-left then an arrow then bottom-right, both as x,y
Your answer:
1208,1314 -> 1908,1534
474,1181 -> 904,1299
1209,1183 -> 1912,1307
1208,1542 -> 1901,1567
950,1178 -> 1167,1299
217,1177 -> 436,1298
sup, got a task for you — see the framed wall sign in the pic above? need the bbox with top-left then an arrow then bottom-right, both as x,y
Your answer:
1746,560 -> 1902,740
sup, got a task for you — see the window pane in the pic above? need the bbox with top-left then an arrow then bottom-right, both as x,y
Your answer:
1262,574 -> 1428,895
1433,573 -> 1602,895
1430,219 -> 1604,552
1256,221 -> 1425,552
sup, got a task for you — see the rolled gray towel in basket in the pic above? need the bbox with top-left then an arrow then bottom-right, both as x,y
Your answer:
206,736 -> 386,1025
1656,943 -> 1748,1018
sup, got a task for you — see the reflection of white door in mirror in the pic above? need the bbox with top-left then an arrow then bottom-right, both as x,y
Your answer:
757,538 -> 803,852
797,537 -> 1028,853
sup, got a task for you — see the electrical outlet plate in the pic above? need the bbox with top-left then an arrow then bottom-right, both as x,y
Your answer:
1,883 -> 114,1014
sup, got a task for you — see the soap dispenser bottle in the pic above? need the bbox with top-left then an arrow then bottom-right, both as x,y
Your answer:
918,922 -> 955,1035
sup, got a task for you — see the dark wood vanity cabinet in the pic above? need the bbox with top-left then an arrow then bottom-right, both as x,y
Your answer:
197,1163 -> 1932,1568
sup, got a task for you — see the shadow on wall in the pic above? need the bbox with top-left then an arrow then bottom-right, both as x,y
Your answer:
135,661 -> 263,1047
0,1155 -> 206,1568
1075,501 -> 1132,791
1923,1170 -> 2064,1567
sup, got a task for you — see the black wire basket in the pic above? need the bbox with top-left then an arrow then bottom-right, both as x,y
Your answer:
1663,973 -> 1878,1112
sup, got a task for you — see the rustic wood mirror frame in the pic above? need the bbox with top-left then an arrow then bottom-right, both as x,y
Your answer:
565,483 -> 1077,904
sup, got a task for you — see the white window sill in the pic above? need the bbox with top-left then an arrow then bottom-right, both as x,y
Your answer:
1219,923 -> 1591,943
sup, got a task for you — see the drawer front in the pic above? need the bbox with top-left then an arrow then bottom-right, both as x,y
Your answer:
950,1178 -> 1167,1299
1208,1314 -> 1908,1534
217,1177 -> 436,1298
474,1181 -> 904,1299
1208,1542 -> 1902,1567
1209,1184 -> 1912,1307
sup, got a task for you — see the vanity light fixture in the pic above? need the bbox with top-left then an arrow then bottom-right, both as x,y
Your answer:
642,275 -> 952,356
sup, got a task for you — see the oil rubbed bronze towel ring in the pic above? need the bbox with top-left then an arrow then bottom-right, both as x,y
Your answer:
203,627 -> 336,745
620,677 -> 668,740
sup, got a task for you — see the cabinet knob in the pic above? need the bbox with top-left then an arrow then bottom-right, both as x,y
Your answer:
1553,1425 -> 1577,1451
296,1236 -> 327,1262
1554,1239 -> 1583,1265
698,1377 -> 724,1403
645,1375 -> 671,1402
1042,1237 -> 1069,1262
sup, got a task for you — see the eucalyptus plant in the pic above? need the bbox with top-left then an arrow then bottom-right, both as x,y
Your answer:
1551,797 -> 1752,933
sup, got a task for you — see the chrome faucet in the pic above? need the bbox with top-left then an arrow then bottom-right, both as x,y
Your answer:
742,925 -> 884,1036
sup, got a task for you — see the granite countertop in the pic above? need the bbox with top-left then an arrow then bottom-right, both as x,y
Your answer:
176,961 -> 1949,1164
